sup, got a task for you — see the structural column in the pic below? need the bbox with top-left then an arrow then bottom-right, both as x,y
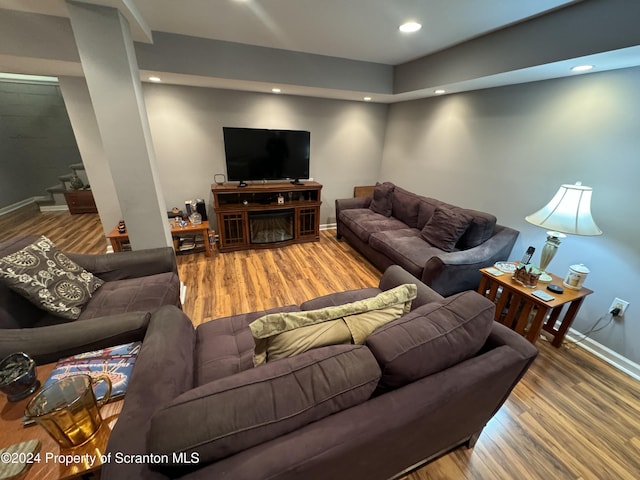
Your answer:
65,1 -> 171,250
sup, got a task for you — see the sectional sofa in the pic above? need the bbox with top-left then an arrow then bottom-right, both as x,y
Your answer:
103,265 -> 537,480
336,182 -> 519,296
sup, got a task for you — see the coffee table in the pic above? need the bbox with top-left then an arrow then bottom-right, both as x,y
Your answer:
478,266 -> 593,346
0,363 -> 122,480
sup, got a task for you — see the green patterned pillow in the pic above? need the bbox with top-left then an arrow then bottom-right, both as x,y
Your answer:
0,236 -> 104,320
250,284 -> 417,365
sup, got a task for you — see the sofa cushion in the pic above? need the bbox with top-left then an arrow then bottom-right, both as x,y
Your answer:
0,236 -> 103,320
369,182 -> 394,216
368,229 -> 439,279
454,208 -> 497,249
416,197 -> 443,230
420,207 -> 473,252
147,345 -> 381,470
195,305 -> 300,386
391,186 -> 421,228
366,291 -> 495,392
339,208 -> 409,243
250,284 -> 417,365
0,281 -> 49,329
76,272 -> 179,320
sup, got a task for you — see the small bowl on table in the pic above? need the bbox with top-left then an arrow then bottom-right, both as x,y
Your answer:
0,352 -> 40,402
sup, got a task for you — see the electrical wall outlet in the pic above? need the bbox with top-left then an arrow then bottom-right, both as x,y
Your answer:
609,298 -> 629,317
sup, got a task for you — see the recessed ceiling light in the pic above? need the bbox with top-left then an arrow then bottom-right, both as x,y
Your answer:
271,88 -> 281,93
148,76 -> 161,82
571,65 -> 594,72
399,22 -> 422,33
363,96 -> 372,101
434,89 -> 446,95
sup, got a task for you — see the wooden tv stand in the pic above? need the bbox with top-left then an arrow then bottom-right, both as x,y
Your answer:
212,181 -> 322,252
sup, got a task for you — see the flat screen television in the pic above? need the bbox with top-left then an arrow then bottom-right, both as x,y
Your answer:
223,127 -> 310,186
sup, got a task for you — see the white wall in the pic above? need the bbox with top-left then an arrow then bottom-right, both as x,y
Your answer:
142,84 -> 388,226
381,66 -> 640,364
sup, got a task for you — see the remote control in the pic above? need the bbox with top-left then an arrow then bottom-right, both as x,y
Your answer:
531,290 -> 554,301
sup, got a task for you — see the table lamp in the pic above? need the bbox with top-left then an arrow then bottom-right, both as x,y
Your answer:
525,182 -> 602,281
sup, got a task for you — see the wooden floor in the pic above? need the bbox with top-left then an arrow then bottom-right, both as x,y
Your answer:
3,210 -> 640,479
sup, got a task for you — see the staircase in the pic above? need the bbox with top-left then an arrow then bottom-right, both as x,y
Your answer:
36,163 -> 89,211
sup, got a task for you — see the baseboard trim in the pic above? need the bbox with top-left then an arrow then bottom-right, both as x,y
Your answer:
39,205 -> 69,212
320,223 -> 336,231
0,197 -> 39,216
566,328 -> 640,381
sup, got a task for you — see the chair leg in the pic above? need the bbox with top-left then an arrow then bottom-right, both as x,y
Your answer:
466,429 -> 483,448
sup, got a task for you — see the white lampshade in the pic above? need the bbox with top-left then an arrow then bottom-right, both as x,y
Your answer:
525,182 -> 602,236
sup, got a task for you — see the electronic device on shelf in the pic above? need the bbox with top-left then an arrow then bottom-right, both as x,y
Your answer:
222,127 -> 310,186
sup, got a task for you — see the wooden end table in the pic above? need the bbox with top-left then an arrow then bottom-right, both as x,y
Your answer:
478,266 -> 593,346
0,363 -> 122,480
106,220 -> 213,257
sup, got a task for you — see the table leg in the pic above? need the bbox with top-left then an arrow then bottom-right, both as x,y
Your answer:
502,292 -> 522,330
109,237 -> 123,253
550,298 -> 585,347
477,276 -> 489,296
526,306 -> 550,344
203,228 -> 211,257
514,301 -> 534,336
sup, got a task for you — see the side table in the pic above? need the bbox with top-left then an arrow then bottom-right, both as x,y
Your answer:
478,267 -> 593,346
106,220 -> 213,257
63,189 -> 98,215
0,363 -> 122,480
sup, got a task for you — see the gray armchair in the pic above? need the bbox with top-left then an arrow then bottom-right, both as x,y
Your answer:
0,236 -> 181,364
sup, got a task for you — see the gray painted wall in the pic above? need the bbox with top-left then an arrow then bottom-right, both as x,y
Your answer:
0,81 -> 81,208
381,66 -> 640,364
142,83 -> 388,226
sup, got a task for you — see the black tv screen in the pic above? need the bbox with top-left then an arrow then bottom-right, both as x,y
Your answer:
223,127 -> 310,183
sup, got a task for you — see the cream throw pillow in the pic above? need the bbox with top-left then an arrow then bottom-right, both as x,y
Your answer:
250,284 -> 417,365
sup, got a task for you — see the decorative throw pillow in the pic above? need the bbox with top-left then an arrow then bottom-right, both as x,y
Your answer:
250,284 -> 417,365
369,182 -> 394,216
0,236 -> 104,320
420,207 -> 473,252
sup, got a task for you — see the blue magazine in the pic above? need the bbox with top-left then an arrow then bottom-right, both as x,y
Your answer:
41,341 -> 141,402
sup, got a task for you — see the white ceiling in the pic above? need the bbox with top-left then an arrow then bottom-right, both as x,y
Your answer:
1,0 -> 640,102
0,0 -> 581,65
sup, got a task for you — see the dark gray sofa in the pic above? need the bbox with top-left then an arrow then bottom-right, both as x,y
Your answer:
0,236 -> 181,364
336,183 -> 519,296
103,265 -> 537,480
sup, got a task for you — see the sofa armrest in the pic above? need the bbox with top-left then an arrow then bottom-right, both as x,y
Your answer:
484,322 -> 539,360
335,196 -> 371,238
379,265 -> 444,310
421,225 -> 519,296
103,305 -> 195,480
0,311 -> 151,364
336,196 -> 371,211
67,247 -> 178,281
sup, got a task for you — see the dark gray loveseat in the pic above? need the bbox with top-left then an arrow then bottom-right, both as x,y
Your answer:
102,265 -> 537,480
0,236 -> 181,364
336,183 -> 519,296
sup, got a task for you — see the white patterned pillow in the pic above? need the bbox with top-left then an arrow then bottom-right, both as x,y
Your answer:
0,236 -> 104,320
